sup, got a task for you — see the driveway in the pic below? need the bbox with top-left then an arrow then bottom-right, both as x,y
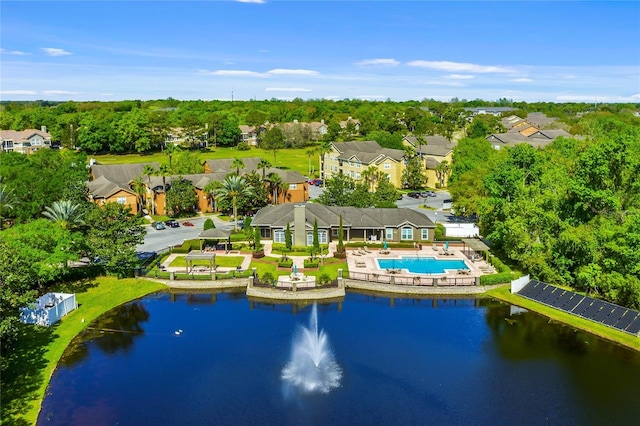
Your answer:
137,215 -> 232,253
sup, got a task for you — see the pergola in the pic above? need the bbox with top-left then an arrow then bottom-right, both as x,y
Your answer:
461,238 -> 490,260
197,228 -> 232,253
185,252 -> 216,273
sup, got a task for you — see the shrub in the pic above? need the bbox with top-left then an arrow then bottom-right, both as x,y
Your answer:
203,218 -> 215,230
490,256 -> 511,273
262,272 -> 275,286
480,272 -> 513,285
236,142 -> 250,151
278,259 -> 293,268
304,259 -> 319,268
318,273 -> 331,286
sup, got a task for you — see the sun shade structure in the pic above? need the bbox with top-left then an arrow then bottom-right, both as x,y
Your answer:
20,293 -> 77,326
185,252 -> 217,273
197,228 -> 231,252
461,238 -> 490,260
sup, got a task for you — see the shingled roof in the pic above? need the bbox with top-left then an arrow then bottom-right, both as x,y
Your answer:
332,141 -> 405,164
91,162 -> 159,185
404,135 -> 455,157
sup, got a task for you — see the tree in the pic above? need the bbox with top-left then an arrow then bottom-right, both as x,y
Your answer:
231,157 -> 245,175
165,177 -> 197,216
172,150 -> 203,175
349,182 -> 374,207
42,200 -> 84,229
130,176 -> 147,216
0,185 -> 16,229
217,175 -> 254,230
312,218 -> 320,257
181,113 -> 204,148
203,180 -> 222,212
306,148 -> 316,177
218,114 -> 242,147
142,165 -> 157,215
285,222 -> 292,252
267,172 -> 284,205
373,175 -> 400,208
257,158 -> 272,180
316,174 -> 355,206
402,155 -> 427,189
261,127 -> 285,167
337,215 -> 344,254
164,143 -> 179,169
85,203 -> 145,277
116,108 -> 151,152
435,160 -> 452,188
203,218 -> 215,230
317,140 -> 332,180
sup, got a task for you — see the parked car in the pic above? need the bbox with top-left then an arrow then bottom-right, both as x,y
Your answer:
165,219 -> 180,228
396,192 -> 404,200
182,221 -> 194,226
313,179 -> 323,186
420,190 -> 436,197
152,221 -> 166,230
427,191 -> 437,197
407,192 -> 422,199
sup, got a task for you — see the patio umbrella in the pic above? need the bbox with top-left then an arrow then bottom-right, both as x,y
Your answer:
293,264 -> 297,275
383,241 -> 388,249
445,241 -> 449,250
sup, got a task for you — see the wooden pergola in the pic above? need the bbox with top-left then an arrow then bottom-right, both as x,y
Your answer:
197,228 -> 232,253
185,252 -> 216,273
461,238 -> 490,260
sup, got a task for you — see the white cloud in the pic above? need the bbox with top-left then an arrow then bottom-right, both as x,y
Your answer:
407,60 -> 513,73
355,59 -> 400,66
556,93 -> 640,102
265,87 -> 312,92
41,47 -> 72,57
0,90 -> 37,95
0,48 -> 30,56
267,69 -> 319,76
42,90 -> 81,95
200,69 -> 266,77
511,78 -> 533,83
444,74 -> 474,80
419,80 -> 465,87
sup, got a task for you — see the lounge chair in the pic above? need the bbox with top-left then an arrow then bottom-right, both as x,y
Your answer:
355,261 -> 366,267
352,250 -> 361,256
363,246 -> 372,253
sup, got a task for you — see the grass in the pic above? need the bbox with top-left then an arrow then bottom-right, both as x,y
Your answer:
169,255 -> 245,268
249,256 -> 348,281
92,146 -> 315,177
1,277 -> 167,425
486,286 -> 640,351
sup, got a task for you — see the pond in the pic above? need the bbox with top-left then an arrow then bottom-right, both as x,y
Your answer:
39,291 -> 640,425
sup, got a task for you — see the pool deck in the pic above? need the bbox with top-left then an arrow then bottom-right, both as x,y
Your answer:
151,242 -> 499,299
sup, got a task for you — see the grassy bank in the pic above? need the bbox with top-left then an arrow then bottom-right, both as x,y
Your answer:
2,277 -> 167,425
486,286 -> 640,351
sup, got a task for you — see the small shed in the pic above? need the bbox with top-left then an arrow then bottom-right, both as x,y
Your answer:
20,292 -> 78,326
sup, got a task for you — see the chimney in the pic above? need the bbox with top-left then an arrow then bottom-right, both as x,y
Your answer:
321,119 -> 324,125
294,204 -> 307,246
293,119 -> 298,124
41,126 -> 47,133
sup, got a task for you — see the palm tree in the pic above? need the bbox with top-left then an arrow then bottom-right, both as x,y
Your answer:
218,175 -> 254,230
257,158 -> 271,180
156,164 -> 171,214
131,175 -> 146,216
318,140 -> 332,182
42,200 -> 83,230
305,148 -> 316,177
0,185 -> 17,230
203,180 -> 222,212
267,172 -> 283,205
231,157 -> 245,176
164,143 -> 179,170
362,165 -> 382,192
142,164 -> 157,214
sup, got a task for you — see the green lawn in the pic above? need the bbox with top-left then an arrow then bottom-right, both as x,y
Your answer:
486,286 -> 640,351
169,255 -> 245,268
92,146 -> 315,177
2,277 -> 167,425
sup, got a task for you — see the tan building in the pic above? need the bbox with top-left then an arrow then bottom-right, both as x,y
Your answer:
0,127 -> 52,154
323,141 -> 406,188
403,135 -> 456,188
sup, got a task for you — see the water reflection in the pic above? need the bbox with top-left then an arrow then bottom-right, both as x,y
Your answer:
60,302 -> 150,367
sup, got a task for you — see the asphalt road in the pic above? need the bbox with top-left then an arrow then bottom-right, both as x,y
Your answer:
137,187 -> 456,254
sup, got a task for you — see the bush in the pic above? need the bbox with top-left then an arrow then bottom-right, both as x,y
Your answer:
278,259 -> 293,268
480,272 -> 513,285
203,218 -> 215,230
262,272 -> 275,285
490,256 -> 511,273
304,259 -> 319,268
236,142 -> 250,151
318,273 -> 331,286
171,239 -> 200,253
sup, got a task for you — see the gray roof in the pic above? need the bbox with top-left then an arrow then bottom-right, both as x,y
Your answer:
204,157 -> 306,183
252,203 -> 435,230
332,141 -> 405,164
91,162 -> 159,185
87,175 -> 134,199
404,135 -> 455,157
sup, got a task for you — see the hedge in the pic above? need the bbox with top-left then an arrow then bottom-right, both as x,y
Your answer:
480,272 -> 513,285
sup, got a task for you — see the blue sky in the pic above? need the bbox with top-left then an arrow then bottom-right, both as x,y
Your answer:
1,1 -> 639,103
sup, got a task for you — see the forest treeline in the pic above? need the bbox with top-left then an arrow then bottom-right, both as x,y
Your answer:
2,97 -> 638,153
449,115 -> 640,309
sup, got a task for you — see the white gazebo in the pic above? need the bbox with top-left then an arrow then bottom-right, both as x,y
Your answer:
20,292 -> 77,326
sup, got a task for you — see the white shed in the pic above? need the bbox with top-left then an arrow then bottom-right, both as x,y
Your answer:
20,292 -> 78,326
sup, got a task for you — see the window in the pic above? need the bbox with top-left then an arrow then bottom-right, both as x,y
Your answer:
117,197 -> 127,204
274,230 -> 285,243
355,172 -> 361,180
332,229 -> 338,236
421,229 -> 429,240
306,230 -> 328,245
401,227 -> 413,240
289,183 -> 297,190
385,228 -> 394,240
356,162 -> 361,168
384,163 -> 391,169
350,171 -> 354,178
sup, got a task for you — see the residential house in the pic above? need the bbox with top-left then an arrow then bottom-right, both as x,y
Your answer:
486,128 -> 571,150
0,127 -> 52,154
251,203 -> 435,245
403,135 -> 456,187
89,162 -> 159,214
323,141 -> 406,188
464,106 -> 517,117
239,125 -> 259,146
339,116 -> 360,131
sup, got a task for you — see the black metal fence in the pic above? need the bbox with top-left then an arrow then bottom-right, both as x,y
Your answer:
347,271 -> 477,287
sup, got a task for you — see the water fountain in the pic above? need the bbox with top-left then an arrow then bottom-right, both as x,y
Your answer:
281,304 -> 342,394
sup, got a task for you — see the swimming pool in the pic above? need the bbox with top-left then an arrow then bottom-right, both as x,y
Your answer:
377,257 -> 469,274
